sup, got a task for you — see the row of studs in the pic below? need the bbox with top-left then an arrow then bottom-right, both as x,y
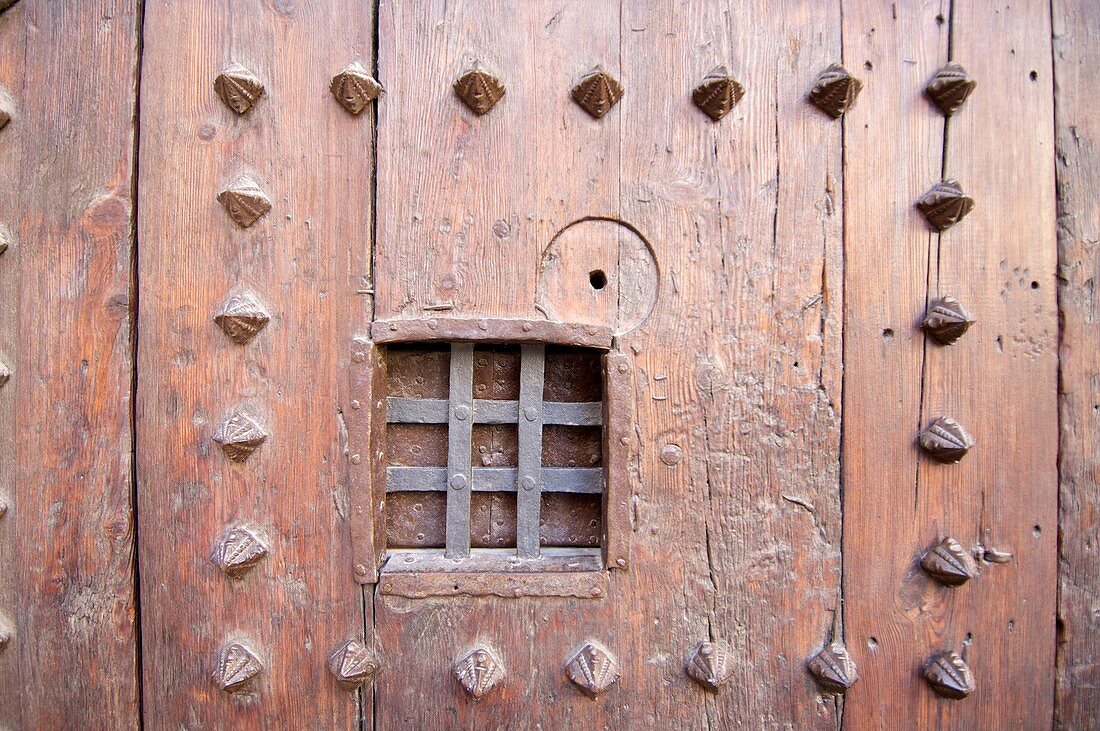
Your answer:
214,636 -> 974,701
0,95 -> 12,654
214,59 -> 977,122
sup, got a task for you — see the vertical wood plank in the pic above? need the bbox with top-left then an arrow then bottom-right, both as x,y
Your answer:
136,1 -> 373,725
1052,0 -> 1100,725
928,1 -> 1058,725
619,1 -> 844,726
840,0 -> 950,724
0,1 -> 142,727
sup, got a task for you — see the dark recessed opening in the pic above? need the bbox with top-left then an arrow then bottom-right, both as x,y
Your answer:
1031,280 -> 1040,289
589,270 -> 607,290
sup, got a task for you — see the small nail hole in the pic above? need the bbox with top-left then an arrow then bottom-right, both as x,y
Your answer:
589,270 -> 607,290
1031,280 -> 1040,289
1029,70 -> 1038,81
883,328 -> 894,338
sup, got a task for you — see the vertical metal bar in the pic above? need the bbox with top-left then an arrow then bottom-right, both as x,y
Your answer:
445,343 -> 475,558
517,344 -> 546,558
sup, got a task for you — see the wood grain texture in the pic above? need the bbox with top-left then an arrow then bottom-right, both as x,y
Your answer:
844,0 -> 1059,727
372,0 -> 843,727
1052,0 -> 1100,726
0,1 -> 141,727
135,1 -> 374,726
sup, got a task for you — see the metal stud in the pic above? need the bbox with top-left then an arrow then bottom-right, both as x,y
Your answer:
807,641 -> 858,693
692,66 -> 744,122
923,649 -> 975,700
0,613 -> 13,653
214,525 -> 268,578
217,175 -> 271,228
213,410 -> 268,462
685,640 -> 735,691
215,641 -> 263,693
0,495 -> 8,520
453,646 -> 505,699
808,64 -> 862,118
328,638 -> 381,688
917,179 -> 975,231
926,62 -> 977,116
454,65 -> 505,116
0,222 -> 12,257
923,295 -> 975,345
214,290 -> 270,344
919,416 -> 975,463
565,640 -> 620,698
921,537 -> 976,587
0,360 -> 10,388
0,88 -> 13,131
571,67 -> 624,119
330,62 -> 382,115
214,63 -> 264,114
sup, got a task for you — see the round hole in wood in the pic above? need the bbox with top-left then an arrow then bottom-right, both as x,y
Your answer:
589,270 -> 607,290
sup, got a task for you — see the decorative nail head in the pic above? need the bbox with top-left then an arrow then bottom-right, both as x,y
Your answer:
565,640 -> 620,698
217,175 -> 271,228
923,295 -> 974,345
454,646 -> 505,699
809,64 -> 862,118
921,537 -> 976,586
919,416 -> 975,463
213,410 -> 268,462
329,638 -> 381,688
214,63 -> 264,114
454,65 -> 505,116
214,525 -> 268,578
330,62 -> 382,115
808,641 -> 858,693
917,179 -> 975,231
572,67 -> 624,119
926,62 -> 976,116
215,641 -> 263,692
686,640 -> 735,691
923,649 -> 975,699
692,66 -> 744,121
214,290 -> 270,344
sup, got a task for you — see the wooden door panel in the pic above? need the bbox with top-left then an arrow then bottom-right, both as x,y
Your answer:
0,2 -> 141,727
135,1 -> 375,727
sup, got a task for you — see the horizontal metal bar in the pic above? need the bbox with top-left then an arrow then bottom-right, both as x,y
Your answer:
387,397 -> 602,426
371,317 -> 613,349
386,466 -> 603,494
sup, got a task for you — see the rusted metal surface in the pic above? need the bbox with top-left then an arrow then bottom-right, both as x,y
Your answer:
920,536 -> 977,587
922,295 -> 975,345
691,66 -> 743,122
330,62 -> 381,115
213,62 -> 264,114
445,343 -> 475,558
918,416 -> 975,463
564,641 -> 620,698
453,646 -> 506,699
371,317 -> 613,348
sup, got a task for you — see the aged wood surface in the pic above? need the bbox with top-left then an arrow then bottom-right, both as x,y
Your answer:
135,1 -> 374,726
1052,0 -> 1100,726
372,0 -> 843,727
843,0 -> 1059,727
0,1 -> 142,727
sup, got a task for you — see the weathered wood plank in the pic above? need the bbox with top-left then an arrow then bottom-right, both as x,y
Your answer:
844,0 -> 1058,726
840,0 -> 950,724
135,1 -> 373,725
0,1 -> 141,727
1051,0 -> 1100,726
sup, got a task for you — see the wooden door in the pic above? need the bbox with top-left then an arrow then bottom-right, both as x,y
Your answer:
0,1 -> 1096,729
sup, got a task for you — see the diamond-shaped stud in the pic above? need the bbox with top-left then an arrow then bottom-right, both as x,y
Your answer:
214,63 -> 264,114
217,175 -> 271,228
454,65 -> 506,116
919,416 -> 975,463
923,649 -> 975,699
926,62 -> 977,116
809,64 -> 862,118
213,410 -> 268,462
917,179 -> 975,231
0,360 -> 10,388
214,290 -> 270,344
692,67 -> 744,122
808,641 -> 858,693
686,640 -> 735,691
0,222 -> 13,258
923,295 -> 975,345
215,641 -> 263,692
328,638 -> 381,688
572,67 -> 624,119
921,537 -> 976,587
330,62 -> 382,115
0,614 -> 13,653
565,641 -> 620,698
214,525 -> 268,578
0,93 -> 11,132
453,646 -> 505,699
